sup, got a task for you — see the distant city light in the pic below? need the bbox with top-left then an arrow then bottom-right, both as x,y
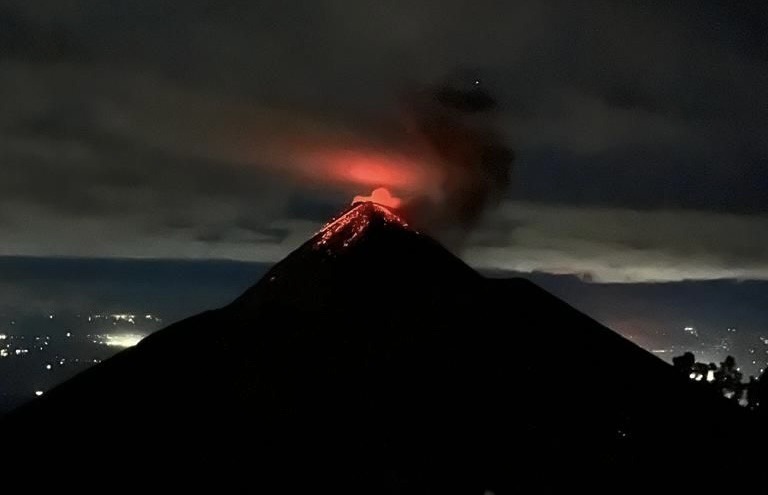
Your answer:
66,332 -> 72,338
45,364 -> 52,370
100,333 -> 146,348
34,391 -> 43,397
0,334 -> 6,340
0,349 -> 8,357
110,314 -> 136,324
683,326 -> 698,337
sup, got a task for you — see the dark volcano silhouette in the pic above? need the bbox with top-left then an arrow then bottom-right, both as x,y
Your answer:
2,202 -> 762,492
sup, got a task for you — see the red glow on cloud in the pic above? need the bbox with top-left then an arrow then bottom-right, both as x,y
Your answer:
295,148 -> 439,196
341,154 -> 417,188
352,187 -> 402,208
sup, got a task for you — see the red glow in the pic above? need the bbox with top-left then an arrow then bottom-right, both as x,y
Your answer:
295,148 -> 439,195
315,202 -> 409,251
352,187 -> 402,209
343,154 -> 416,188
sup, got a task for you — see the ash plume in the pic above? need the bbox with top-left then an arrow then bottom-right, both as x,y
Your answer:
80,69 -> 514,241
226,73 -> 516,239
403,74 -> 515,235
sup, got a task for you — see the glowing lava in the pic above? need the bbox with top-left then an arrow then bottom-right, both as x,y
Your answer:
314,202 -> 409,251
352,187 -> 402,209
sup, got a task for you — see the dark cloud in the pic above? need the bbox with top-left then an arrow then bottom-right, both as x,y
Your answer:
0,0 -> 766,281
466,202 -> 768,283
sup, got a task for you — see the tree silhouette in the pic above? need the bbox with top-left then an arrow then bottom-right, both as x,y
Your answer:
755,369 -> 768,417
672,352 -> 695,375
672,352 -> 751,405
672,351 -> 715,382
746,376 -> 760,411
713,356 -> 743,403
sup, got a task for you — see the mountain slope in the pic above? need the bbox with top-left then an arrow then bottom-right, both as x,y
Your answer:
1,202 -> 760,492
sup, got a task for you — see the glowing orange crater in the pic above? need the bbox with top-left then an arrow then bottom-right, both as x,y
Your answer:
352,187 -> 402,209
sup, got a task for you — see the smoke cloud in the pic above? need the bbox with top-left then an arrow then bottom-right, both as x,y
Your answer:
402,74 -> 515,235
257,73 -> 516,236
244,73 -> 517,239
1,61 -> 517,259
130,71 -> 516,237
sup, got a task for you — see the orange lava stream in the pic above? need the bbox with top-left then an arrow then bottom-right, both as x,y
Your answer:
314,202 -> 409,250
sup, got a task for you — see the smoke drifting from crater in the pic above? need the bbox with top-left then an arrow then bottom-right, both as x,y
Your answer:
403,77 -> 515,233
271,75 -> 515,237
50,67 -> 514,239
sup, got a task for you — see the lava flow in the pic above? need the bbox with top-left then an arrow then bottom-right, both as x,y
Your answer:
314,193 -> 410,251
352,187 -> 402,208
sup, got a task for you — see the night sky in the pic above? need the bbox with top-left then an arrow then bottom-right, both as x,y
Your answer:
1,2 -> 767,373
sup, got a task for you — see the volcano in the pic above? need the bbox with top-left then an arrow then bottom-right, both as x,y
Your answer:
2,202 -> 762,491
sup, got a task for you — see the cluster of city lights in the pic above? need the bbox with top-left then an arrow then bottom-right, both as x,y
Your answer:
0,312 -> 160,401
